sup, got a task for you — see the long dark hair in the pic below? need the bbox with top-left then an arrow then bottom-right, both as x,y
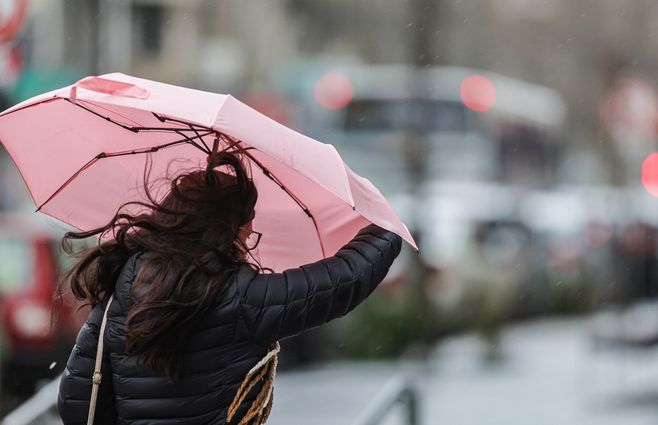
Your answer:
56,140 -> 264,379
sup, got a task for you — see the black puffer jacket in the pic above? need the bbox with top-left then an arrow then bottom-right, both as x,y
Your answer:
57,223 -> 403,424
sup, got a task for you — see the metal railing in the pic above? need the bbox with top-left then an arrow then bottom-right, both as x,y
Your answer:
3,372 -> 421,425
351,374 -> 419,425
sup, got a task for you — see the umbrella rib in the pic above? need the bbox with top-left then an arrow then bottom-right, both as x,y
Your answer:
34,130 -> 214,213
34,154 -> 102,212
0,97 -> 61,119
132,126 -> 208,133
241,150 -> 310,216
99,131 -> 214,158
67,98 -> 213,154
188,125 -> 211,152
240,148 -> 327,258
152,112 -> 211,131
68,99 -> 212,135
152,113 -> 212,152
172,129 -> 211,154
66,98 -> 138,132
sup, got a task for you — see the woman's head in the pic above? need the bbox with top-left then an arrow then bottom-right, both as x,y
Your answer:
143,147 -> 259,263
56,141 -> 263,379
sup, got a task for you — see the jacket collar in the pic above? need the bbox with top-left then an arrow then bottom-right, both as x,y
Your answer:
114,251 -> 150,312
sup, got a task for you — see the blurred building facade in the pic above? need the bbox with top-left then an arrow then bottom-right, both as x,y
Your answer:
26,0 -> 297,92
17,0 -> 658,188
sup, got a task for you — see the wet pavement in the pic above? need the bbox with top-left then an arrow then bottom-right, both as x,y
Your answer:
6,317 -> 658,424
269,317 -> 658,425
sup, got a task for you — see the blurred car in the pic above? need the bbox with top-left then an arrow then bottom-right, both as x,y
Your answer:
0,212 -> 87,396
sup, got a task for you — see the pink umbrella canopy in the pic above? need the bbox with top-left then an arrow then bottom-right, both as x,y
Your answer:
0,72 -> 417,271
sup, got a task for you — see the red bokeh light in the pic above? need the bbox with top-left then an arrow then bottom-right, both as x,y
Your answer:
460,75 -> 496,112
642,152 -> 658,197
314,73 -> 353,109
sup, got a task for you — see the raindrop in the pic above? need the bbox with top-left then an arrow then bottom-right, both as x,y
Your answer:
49,362 -> 57,370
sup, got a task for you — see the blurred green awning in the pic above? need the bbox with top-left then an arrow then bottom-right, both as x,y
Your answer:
11,66 -> 82,103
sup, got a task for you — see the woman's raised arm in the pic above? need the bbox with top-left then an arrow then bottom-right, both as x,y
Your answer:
235,223 -> 403,346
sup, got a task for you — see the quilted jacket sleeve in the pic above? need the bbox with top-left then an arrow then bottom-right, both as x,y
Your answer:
236,223 -> 403,346
57,296 -> 117,425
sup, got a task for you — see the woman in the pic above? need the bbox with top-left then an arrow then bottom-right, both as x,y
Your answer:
56,145 -> 403,424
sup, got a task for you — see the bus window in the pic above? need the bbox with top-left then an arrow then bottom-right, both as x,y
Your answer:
423,100 -> 469,134
344,99 -> 417,132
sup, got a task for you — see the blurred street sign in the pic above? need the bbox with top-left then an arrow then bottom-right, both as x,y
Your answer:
0,43 -> 21,89
0,0 -> 27,43
0,0 -> 27,90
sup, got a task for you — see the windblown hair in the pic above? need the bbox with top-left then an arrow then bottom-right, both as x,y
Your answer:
56,142 -> 264,380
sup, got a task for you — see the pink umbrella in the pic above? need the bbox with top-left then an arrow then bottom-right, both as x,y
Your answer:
0,73 -> 417,271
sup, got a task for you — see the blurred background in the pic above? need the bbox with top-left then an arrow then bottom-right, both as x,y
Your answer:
2,0 -> 658,424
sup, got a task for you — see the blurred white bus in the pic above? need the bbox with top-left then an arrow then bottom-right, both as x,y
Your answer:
279,63 -> 568,196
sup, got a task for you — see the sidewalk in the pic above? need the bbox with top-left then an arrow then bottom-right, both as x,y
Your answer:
268,361 -> 406,425
269,317 -> 658,425
6,317 -> 658,424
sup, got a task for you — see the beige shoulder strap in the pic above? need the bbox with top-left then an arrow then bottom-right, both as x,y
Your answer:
87,293 -> 114,425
